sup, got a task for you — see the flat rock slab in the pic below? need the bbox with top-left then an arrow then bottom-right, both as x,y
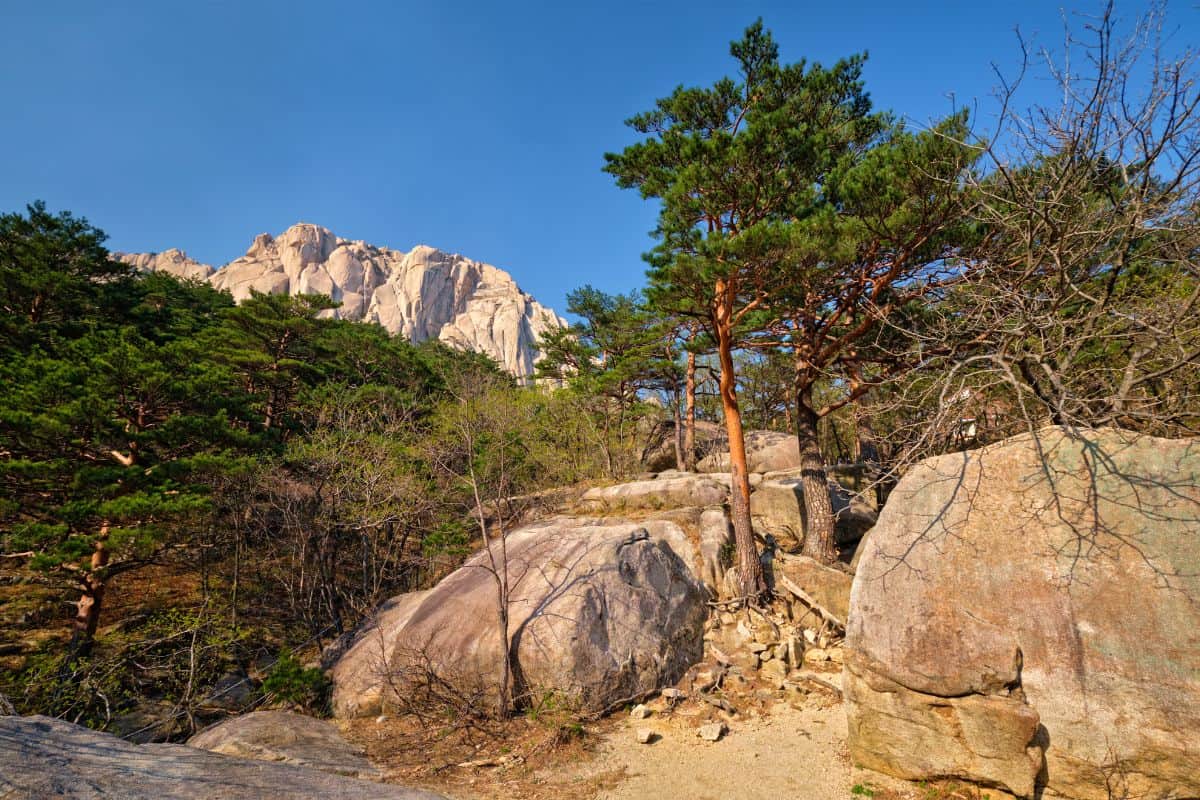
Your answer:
0,715 -> 444,800
188,710 -> 377,779
580,475 -> 728,511
775,554 -> 852,624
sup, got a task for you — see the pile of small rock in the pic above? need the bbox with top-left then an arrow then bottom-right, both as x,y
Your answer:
627,594 -> 845,745
699,599 -> 844,695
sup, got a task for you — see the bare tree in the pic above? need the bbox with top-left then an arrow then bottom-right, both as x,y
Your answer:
425,369 -> 542,719
876,2 -> 1200,471
245,387 -> 437,638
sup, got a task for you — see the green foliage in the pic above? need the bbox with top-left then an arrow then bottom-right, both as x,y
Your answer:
604,19 -> 976,435
0,200 -> 133,351
263,650 -> 330,714
134,609 -> 248,701
718,537 -> 736,570
10,608 -> 248,730
0,200 -> 535,693
523,689 -> 585,742
14,645 -> 132,729
536,286 -> 668,401
536,286 -> 676,477
423,520 -> 472,560
604,20 -> 890,324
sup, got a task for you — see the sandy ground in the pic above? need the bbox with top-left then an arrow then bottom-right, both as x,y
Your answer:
586,700 -> 905,800
353,688 -> 919,800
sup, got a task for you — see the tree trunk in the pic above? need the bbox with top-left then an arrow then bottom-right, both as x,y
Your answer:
672,401 -> 686,472
684,349 -> 697,471
795,389 -> 838,564
495,580 -> 512,719
714,291 -> 764,598
70,530 -> 110,656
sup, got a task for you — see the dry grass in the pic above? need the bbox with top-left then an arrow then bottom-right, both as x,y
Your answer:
342,710 -> 627,800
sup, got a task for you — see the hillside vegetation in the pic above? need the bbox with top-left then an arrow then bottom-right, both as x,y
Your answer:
0,204 -> 629,733
1,6 -> 1198,800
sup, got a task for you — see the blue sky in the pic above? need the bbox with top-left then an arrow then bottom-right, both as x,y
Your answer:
3,1 -> 1196,315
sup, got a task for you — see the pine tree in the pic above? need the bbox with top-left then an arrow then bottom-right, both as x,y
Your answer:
604,21 -> 885,587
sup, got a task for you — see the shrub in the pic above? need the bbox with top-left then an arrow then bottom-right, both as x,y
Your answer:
263,649 -> 330,714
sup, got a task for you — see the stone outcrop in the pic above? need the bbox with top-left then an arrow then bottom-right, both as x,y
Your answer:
697,429 -> 801,474
580,474 -> 729,512
0,714 -> 443,799
774,554 -> 853,625
117,223 -> 564,377
750,474 -> 877,552
845,427 -> 1200,799
114,248 -> 215,281
187,710 -> 377,779
328,517 -> 708,718
697,507 -> 734,592
640,419 -> 725,472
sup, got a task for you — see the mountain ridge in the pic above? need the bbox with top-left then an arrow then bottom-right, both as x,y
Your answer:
115,223 -> 565,377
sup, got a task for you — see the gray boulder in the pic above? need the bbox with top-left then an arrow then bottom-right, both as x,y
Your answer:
188,710 -> 377,779
329,518 -> 708,718
0,714 -> 443,799
846,427 -> 1200,799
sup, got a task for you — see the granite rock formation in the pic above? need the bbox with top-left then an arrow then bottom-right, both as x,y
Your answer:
117,223 -> 564,377
327,518 -> 708,718
187,710 -> 378,779
0,714 -> 443,800
114,248 -> 215,281
845,426 -> 1200,799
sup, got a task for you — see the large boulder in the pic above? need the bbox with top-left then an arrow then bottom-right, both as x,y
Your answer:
640,419 -> 725,472
323,590 -> 432,719
188,710 -> 377,779
698,507 -> 734,593
0,715 -> 443,799
750,476 -> 877,552
697,429 -> 801,474
845,427 -> 1200,799
774,554 -> 852,624
328,518 -> 708,718
602,505 -> 732,597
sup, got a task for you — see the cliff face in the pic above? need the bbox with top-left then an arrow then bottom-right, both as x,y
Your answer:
115,248 -> 215,281
116,223 -> 564,377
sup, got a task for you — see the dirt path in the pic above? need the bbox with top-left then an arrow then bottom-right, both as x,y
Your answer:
587,699 -> 910,800
353,689 -> 921,800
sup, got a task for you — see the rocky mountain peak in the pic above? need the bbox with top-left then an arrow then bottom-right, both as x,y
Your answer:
117,225 -> 565,377
113,248 -> 215,281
